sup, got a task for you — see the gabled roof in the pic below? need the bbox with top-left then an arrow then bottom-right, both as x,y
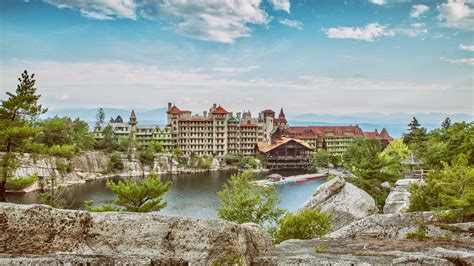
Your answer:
379,128 -> 393,140
262,109 -> 275,114
287,126 -> 363,137
256,137 -> 312,153
212,105 -> 228,114
167,105 -> 191,115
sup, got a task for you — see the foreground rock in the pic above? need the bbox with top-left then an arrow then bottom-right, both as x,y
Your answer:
384,178 -> 425,214
326,211 -> 472,240
299,176 -> 378,230
254,238 -> 474,265
256,211 -> 474,265
0,203 -> 271,264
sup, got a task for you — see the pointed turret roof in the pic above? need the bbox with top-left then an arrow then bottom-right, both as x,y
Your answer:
130,109 -> 136,119
278,108 -> 286,118
379,128 -> 392,140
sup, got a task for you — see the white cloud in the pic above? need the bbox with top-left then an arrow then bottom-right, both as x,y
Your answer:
443,57 -> 474,65
44,0 -> 270,43
459,44 -> 474,51
278,18 -> 303,30
369,0 -> 386,5
395,23 -> 428,37
324,23 -> 394,41
437,0 -> 474,30
269,0 -> 290,13
410,4 -> 430,18
1,60 -> 469,114
213,66 -> 261,74
44,0 -> 137,20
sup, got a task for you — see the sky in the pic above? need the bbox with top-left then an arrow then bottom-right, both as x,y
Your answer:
0,0 -> 473,115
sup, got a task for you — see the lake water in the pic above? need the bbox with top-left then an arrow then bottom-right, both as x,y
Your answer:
6,170 -> 327,219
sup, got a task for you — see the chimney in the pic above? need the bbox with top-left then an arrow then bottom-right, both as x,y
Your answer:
229,112 -> 233,117
375,129 -> 378,134
236,112 -> 241,120
213,103 -> 217,109
168,102 -> 172,111
203,111 -> 208,117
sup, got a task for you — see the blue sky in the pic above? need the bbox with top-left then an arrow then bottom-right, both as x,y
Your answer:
0,0 -> 472,115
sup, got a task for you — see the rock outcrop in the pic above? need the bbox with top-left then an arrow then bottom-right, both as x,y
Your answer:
0,203 -> 272,264
383,178 -> 425,214
254,238 -> 474,265
256,211 -> 474,265
299,176 -> 378,230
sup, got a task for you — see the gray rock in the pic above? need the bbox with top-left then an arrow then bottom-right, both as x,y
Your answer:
326,211 -> 451,240
299,177 -> 378,230
0,203 -> 271,264
384,178 -> 425,214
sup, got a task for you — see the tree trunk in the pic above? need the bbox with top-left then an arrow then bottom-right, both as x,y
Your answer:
0,179 -> 6,202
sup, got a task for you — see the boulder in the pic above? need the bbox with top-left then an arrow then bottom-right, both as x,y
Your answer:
299,177 -> 378,230
0,203 -> 272,264
326,211 -> 457,240
383,178 -> 425,214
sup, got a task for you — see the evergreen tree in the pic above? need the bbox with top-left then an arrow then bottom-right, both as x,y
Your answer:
0,71 -> 47,201
95,108 -> 105,129
408,117 -> 421,131
105,172 -> 171,212
310,150 -> 331,170
442,117 -> 452,129
109,117 -> 115,123
217,171 -> 284,225
115,115 -> 124,123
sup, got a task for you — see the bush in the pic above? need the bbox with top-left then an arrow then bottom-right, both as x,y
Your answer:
406,230 -> 427,239
56,159 -> 73,173
108,152 -> 124,172
83,201 -> 119,212
239,156 -> 259,169
198,156 -> 212,170
217,171 -> 284,226
6,174 -> 38,190
273,208 -> 332,244
225,154 -> 242,165
49,144 -> 77,159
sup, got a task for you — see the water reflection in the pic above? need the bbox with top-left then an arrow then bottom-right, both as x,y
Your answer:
6,170 -> 326,219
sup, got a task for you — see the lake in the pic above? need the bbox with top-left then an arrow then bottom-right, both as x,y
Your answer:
6,170 -> 327,219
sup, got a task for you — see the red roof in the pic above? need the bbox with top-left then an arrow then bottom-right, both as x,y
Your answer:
364,132 -> 379,139
288,126 -> 364,137
178,118 -> 213,122
167,105 -> 190,115
212,105 -> 228,114
262,109 -> 275,114
379,128 -> 393,140
240,124 -> 257,127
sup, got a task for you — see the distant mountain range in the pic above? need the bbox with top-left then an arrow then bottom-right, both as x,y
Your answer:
45,107 -> 473,138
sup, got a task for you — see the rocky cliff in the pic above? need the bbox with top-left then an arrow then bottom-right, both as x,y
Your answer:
383,178 -> 425,214
299,176 -> 379,230
6,151 -> 220,192
0,203 -> 271,264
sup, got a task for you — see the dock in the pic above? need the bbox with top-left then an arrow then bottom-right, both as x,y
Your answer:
253,172 -> 328,187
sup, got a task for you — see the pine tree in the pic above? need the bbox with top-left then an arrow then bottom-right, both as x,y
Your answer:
95,108 -> 105,129
109,117 -> 115,123
0,70 -> 47,201
408,117 -> 421,131
442,117 -> 452,129
115,115 -> 124,123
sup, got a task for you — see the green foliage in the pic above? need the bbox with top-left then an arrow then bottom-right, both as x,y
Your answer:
83,200 -> 119,212
6,174 -> 37,190
380,139 -> 411,178
314,247 -> 327,253
108,152 -> 124,172
406,230 -> 427,239
36,116 -> 73,146
72,118 -> 95,150
273,208 -> 332,244
343,138 -> 397,208
40,175 -> 68,208
409,154 -> 474,222
105,172 -> 171,212
239,156 -> 259,169
311,150 -> 331,170
198,156 -> 213,170
225,154 -> 242,165
49,144 -> 77,159
95,108 -> 105,129
0,70 -> 47,201
217,171 -> 284,226
139,145 -> 156,167
55,158 -> 73,173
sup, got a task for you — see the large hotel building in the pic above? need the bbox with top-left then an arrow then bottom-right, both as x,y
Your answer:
94,103 -> 392,159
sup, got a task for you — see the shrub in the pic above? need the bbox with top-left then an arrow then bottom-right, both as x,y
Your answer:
217,171 -> 284,226
239,156 -> 259,169
56,159 -> 73,173
83,201 -> 119,212
6,174 -> 38,190
273,208 -> 332,244
49,144 -> 77,159
199,156 -> 212,170
225,154 -> 242,165
108,152 -> 124,172
406,230 -> 427,239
